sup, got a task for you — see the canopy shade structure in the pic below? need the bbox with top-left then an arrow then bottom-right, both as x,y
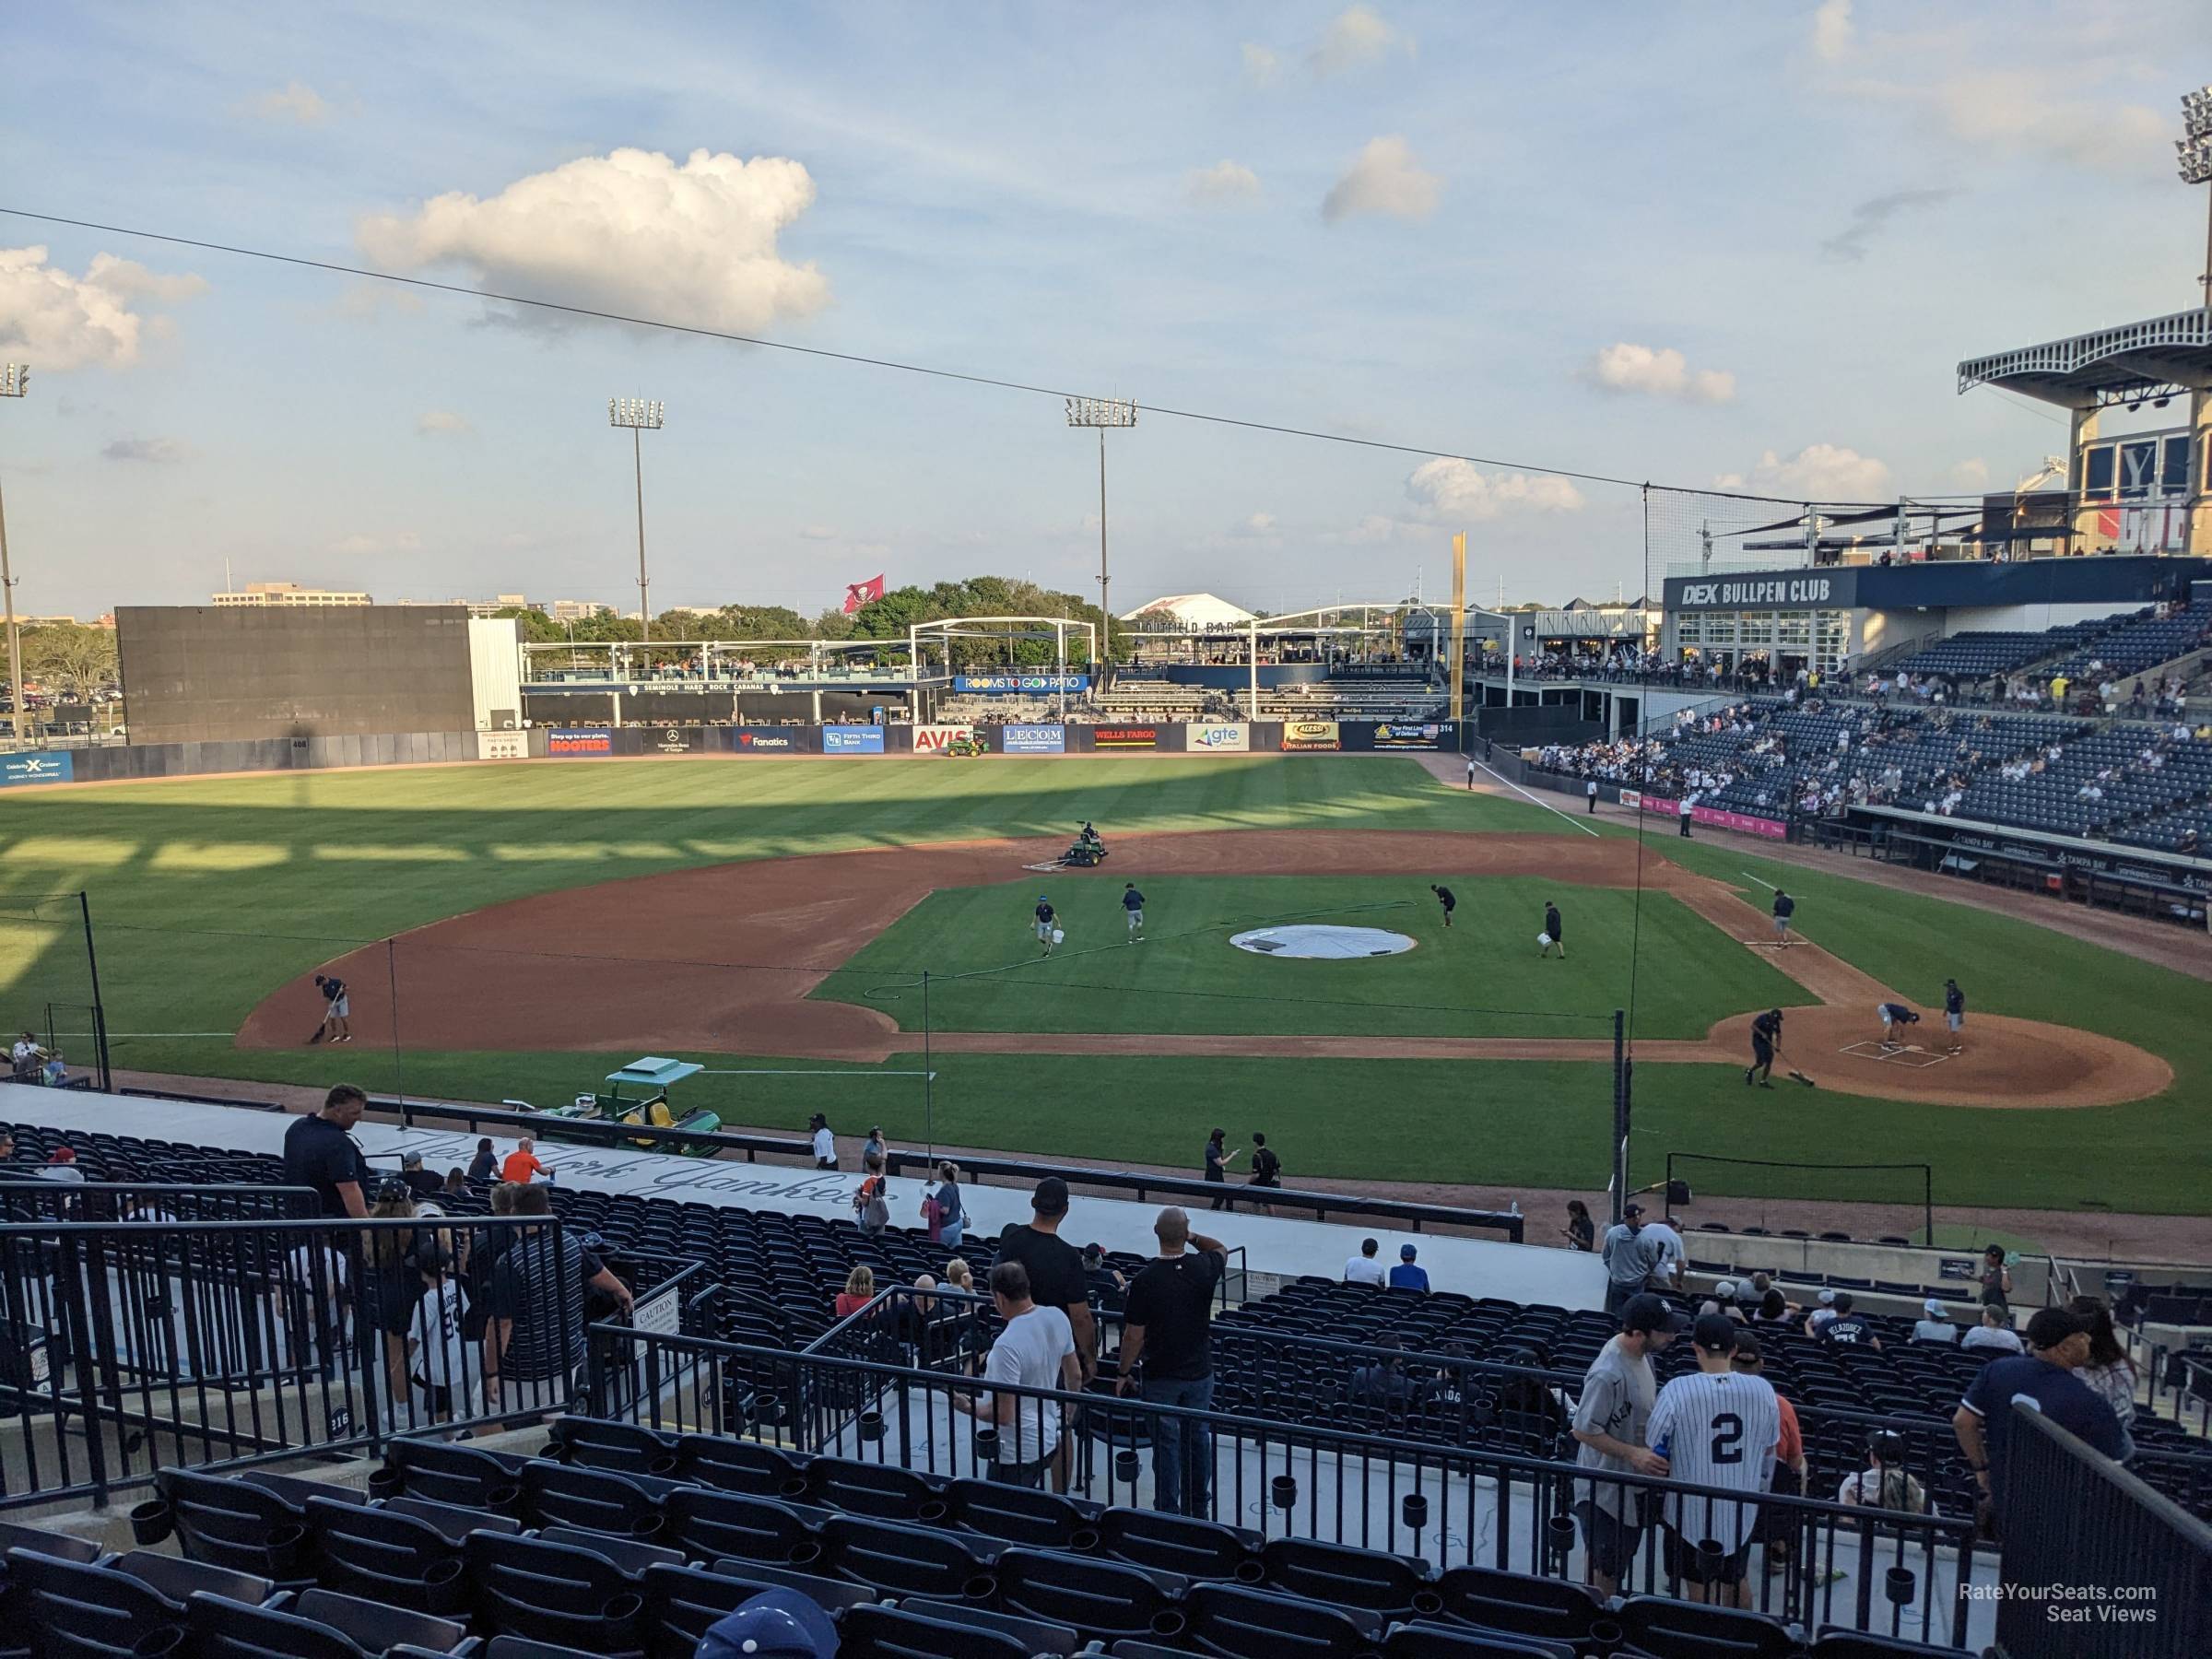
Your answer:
1958,309 -> 2212,409
606,1057 -> 703,1089
1120,592 -> 1257,628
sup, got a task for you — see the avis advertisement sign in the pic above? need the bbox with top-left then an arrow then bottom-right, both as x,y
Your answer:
1002,724 -> 1066,754
1281,720 -> 1341,751
912,724 -> 974,753
823,725 -> 886,754
1189,724 -> 1250,752
547,728 -> 613,756
0,751 -> 73,787
733,728 -> 796,752
1094,725 -> 1159,749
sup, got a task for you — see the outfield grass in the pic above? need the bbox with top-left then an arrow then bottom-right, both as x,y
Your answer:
817,875 -> 1805,1039
1,753 -> 2207,1214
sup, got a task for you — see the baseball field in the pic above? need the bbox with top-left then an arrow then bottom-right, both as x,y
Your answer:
1,751 -> 2208,1218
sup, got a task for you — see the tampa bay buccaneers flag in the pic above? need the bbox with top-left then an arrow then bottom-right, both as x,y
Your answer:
842,573 -> 886,615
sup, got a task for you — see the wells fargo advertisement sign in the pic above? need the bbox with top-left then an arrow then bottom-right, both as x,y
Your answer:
1280,720 -> 1341,751
1094,725 -> 1159,749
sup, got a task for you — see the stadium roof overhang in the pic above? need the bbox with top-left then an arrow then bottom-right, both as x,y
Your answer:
1957,308 -> 2212,410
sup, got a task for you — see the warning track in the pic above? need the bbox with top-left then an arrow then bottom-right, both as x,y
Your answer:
237,831 -> 2170,1110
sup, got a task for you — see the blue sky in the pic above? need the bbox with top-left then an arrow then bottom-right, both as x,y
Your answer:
4,0 -> 2210,620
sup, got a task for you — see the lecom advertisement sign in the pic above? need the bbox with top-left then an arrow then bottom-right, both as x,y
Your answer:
912,724 -> 974,753
1188,724 -> 1250,753
1281,720 -> 1341,751
1002,724 -> 1066,754
1095,725 -> 1159,749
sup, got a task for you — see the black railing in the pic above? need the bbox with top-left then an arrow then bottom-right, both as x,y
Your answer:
1995,1403 -> 2212,1659
0,1181 -> 320,1223
583,1321 -> 1988,1647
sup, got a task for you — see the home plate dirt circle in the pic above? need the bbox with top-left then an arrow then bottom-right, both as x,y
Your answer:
235,830 -> 2171,1110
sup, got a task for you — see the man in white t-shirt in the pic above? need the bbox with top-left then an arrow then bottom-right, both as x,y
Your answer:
1912,1298 -> 1959,1345
954,1260 -> 1079,1486
809,1114 -> 837,1171
1959,1305 -> 2024,1354
1343,1238 -> 1388,1287
407,1240 -> 483,1430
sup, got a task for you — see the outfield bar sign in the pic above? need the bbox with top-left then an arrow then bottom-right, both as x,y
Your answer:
733,728 -> 798,752
1002,724 -> 1066,754
1281,720 -> 1341,751
547,728 -> 612,756
0,750 -> 73,787
1188,724 -> 1249,753
823,724 -> 886,754
1095,724 -> 1159,749
912,724 -> 974,753
954,674 -> 1088,693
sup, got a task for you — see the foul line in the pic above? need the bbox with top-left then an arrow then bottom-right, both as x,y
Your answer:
1738,870 -> 1778,891
1467,757 -> 1600,837
697,1067 -> 937,1079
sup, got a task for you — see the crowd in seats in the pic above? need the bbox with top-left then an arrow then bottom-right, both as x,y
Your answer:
1889,623 -> 2113,683
2042,597 -> 2212,685
0,1422 -> 1985,1659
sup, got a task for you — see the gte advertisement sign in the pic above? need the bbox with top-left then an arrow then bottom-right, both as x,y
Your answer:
1189,724 -> 1249,752
912,724 -> 974,752
1281,720 -> 1341,750
1094,725 -> 1159,749
547,728 -> 613,756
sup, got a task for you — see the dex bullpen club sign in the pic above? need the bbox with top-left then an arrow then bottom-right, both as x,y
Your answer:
1094,724 -> 1159,749
547,728 -> 613,756
1665,571 -> 1856,612
1280,720 -> 1341,751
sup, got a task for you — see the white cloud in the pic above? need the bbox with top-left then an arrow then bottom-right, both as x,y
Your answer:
330,531 -> 423,556
1406,458 -> 1584,521
1241,43 -> 1282,88
0,246 -> 206,371
357,147 -> 830,332
1715,444 -> 1892,501
1246,512 -> 1277,534
1321,136 -> 1441,223
1583,342 -> 1735,404
102,436 -> 191,464
797,524 -> 838,540
240,81 -> 329,124
1311,6 -> 1411,76
1186,160 -> 1261,207
1937,71 -> 2163,175
1949,458 -> 1990,490
1812,0 -> 1853,61
416,410 -> 471,435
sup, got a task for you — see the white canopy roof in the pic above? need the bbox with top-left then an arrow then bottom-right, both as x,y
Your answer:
1120,592 -> 1257,627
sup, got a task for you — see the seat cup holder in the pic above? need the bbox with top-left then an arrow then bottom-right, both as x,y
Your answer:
1232,1558 -> 1266,1585
1544,1512 -> 1576,1567
1147,1611 -> 1188,1640
858,1408 -> 886,1443
779,1476 -> 813,1500
1586,1618 -> 1624,1653
1112,1450 -> 1143,1484
630,1513 -> 668,1539
787,1540 -> 824,1568
366,1467 -> 403,1500
487,1484 -> 524,1514
917,1500 -> 950,1524
602,1592 -> 645,1625
127,1500 -> 174,1547
1067,1526 -> 1101,1553
646,1454 -> 680,1477
1270,1475 -> 1298,1512
961,1572 -> 997,1602
1401,1493 -> 1430,1530
1409,1589 -> 1444,1618
130,1628 -> 184,1659
1886,1565 -> 1917,1606
264,1523 -> 309,1562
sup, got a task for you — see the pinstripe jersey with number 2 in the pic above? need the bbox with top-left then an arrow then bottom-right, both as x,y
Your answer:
1645,1371 -> 1782,1553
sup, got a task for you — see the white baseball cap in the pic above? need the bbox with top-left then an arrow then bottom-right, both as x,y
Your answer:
1818,1288 -> 1837,1306
1924,1297 -> 1946,1317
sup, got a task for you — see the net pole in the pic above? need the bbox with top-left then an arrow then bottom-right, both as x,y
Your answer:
1610,1008 -> 1629,1226
922,969 -> 935,1161
77,891 -> 111,1091
1924,1166 -> 1935,1249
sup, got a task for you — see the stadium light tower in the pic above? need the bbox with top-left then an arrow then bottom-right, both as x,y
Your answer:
1065,396 -> 1136,683
0,363 -> 28,747
2179,85 -> 2212,299
608,396 -> 665,667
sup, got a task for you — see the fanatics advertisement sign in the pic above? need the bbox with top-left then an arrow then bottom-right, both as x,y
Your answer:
733,728 -> 796,751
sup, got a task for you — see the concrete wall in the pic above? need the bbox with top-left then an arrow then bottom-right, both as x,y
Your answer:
117,606 -> 478,742
467,618 -> 524,730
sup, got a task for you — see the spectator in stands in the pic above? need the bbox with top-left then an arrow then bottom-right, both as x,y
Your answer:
441,1168 -> 466,1197
952,1260 -> 1080,1487
407,1238 -> 480,1431
398,1151 -> 442,1201
2066,1295 -> 2138,1459
368,1180 -> 426,1399
1564,1199 -> 1595,1253
37,1146 -> 83,1184
1599,1204 -> 1655,1316
809,1113 -> 836,1171
1247,1132 -> 1282,1195
1840,1430 -> 1928,1514
1912,1298 -> 1960,1345
1816,1292 -> 1882,1350
1738,1273 -> 1776,1316
996,1178 -> 1097,1383
9,1032 -> 42,1083
1202,1126 -> 1240,1209
1707,1281 -> 1746,1323
1955,1308 -> 2127,1527
500,1136 -> 550,1184
1345,1237 -> 1388,1285
1571,1293 -> 1687,1598
1348,1332 -> 1421,1408
834,1265 -> 877,1320
1113,1206 -> 1229,1517
853,1151 -> 889,1235
1962,1304 -> 2024,1354
1389,1243 -> 1430,1292
943,1257 -> 975,1298
862,1125 -> 888,1168
0,1127 -> 15,1168
485,1182 -> 632,1414
465,1138 -> 496,1182
1647,1312 -> 1779,1607
284,1084 -> 371,1219
920,1161 -> 964,1249
1728,1334 -> 1807,1571
1979,1245 -> 2013,1310
1488,1346 -> 1571,1455
1805,1288 -> 1839,1337
1082,1242 -> 1128,1307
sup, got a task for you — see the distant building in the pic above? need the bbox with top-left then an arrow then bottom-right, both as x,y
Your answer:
18,615 -> 87,627
398,593 -> 530,618
212,582 -> 372,608
550,599 -> 615,622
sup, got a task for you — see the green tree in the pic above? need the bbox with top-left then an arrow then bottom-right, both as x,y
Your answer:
21,622 -> 119,699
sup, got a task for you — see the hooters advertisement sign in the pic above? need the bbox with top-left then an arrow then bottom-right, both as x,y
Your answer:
912,724 -> 974,753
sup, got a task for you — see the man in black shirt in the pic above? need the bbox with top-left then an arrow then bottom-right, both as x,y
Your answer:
1746,1008 -> 1783,1088
284,1085 -> 371,1218
994,1178 -> 1095,1382
1429,884 -> 1456,928
485,1183 -> 633,1412
397,1151 -> 443,1200
1816,1292 -> 1883,1350
1540,900 -> 1565,959
1114,1207 -> 1228,1516
1771,888 -> 1795,947
1943,978 -> 1967,1055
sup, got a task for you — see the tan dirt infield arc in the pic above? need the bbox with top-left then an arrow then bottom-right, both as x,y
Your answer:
238,831 -> 2170,1110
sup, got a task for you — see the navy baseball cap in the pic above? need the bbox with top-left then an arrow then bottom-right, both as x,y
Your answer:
698,1590 -> 839,1659
1400,1244 -> 1418,1260
1691,1312 -> 1740,1354
1032,1176 -> 1069,1216
1620,1293 -> 1690,1335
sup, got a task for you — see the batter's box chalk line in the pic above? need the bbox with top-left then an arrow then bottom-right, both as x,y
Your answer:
1839,1041 -> 1953,1069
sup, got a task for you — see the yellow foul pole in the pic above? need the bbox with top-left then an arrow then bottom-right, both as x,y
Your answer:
1448,530 -> 1466,728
